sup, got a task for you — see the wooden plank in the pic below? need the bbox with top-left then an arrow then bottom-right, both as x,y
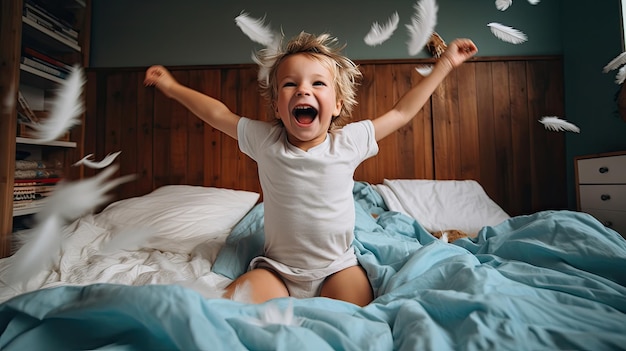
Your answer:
135,70 -> 154,196
117,71 -> 139,199
238,66 -> 263,193
373,64 -> 398,182
491,61 -> 513,214
169,70 -> 189,186
103,73 -> 124,201
507,61 -> 531,216
0,0 -> 23,256
474,62 -> 499,204
354,64 -> 379,184
185,70 -> 208,186
456,62 -> 480,181
432,68 -> 461,180
220,68 -> 241,189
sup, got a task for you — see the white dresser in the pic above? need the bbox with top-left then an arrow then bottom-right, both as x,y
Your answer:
575,151 -> 626,238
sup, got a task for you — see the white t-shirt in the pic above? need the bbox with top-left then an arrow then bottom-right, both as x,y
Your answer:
237,117 -> 379,270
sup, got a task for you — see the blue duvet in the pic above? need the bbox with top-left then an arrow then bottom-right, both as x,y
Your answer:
1,182 -> 625,350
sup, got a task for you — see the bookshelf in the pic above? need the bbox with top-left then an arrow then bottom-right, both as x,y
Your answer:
0,0 -> 91,258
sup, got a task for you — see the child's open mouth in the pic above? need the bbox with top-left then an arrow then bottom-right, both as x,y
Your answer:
293,105 -> 318,125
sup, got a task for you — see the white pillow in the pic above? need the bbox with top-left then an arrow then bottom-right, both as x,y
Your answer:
374,179 -> 510,236
92,185 -> 259,253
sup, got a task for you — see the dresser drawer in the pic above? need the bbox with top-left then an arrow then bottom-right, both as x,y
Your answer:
577,155 -> 626,184
579,184 -> 626,210
581,208 -> 626,238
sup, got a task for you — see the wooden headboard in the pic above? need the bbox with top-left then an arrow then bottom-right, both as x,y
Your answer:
84,56 -> 567,217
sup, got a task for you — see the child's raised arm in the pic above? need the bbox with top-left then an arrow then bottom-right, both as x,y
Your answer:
144,65 -> 240,139
372,38 -> 477,141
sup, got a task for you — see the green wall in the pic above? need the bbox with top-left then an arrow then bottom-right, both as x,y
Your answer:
562,1 -> 626,208
90,0 -> 626,209
90,0 -> 562,66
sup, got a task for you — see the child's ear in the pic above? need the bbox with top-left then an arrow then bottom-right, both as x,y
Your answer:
334,99 -> 343,117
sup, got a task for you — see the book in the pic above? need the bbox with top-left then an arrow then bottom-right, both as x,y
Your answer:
23,8 -> 79,46
16,91 -> 39,124
14,177 -> 62,185
21,56 -> 69,79
22,54 -> 71,75
24,1 -> 79,38
23,47 -> 72,71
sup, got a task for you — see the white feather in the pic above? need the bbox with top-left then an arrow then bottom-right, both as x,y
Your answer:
253,36 -> 282,85
3,83 -> 15,113
247,301 -> 302,327
230,280 -> 254,303
439,231 -> 449,243
73,151 -> 122,169
36,164 -> 137,223
99,226 -> 155,254
528,0 -> 540,4
415,65 -> 433,76
616,66 -> 626,85
487,22 -> 528,44
27,65 -> 85,142
364,12 -> 400,46
603,52 -> 626,73
6,214 -> 63,285
406,0 -> 438,56
495,0 -> 512,11
235,12 -> 276,47
539,116 -> 580,133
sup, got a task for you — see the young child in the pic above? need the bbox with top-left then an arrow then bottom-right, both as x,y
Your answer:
144,32 -> 477,307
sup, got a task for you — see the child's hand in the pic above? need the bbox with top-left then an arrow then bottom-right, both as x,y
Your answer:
440,39 -> 478,69
144,65 -> 177,97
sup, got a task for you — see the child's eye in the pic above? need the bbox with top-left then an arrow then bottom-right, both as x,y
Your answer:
283,82 -> 296,87
313,81 -> 326,86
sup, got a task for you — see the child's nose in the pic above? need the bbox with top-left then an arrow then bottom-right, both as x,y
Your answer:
296,89 -> 311,96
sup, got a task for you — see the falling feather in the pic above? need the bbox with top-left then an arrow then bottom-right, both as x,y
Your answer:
616,66 -> 626,84
488,22 -> 527,44
27,65 -> 85,142
528,0 -> 540,4
253,36 -> 282,85
495,0 -> 512,11
406,0 -> 438,56
415,65 -> 433,76
247,300 -> 302,327
73,151 -> 122,169
36,164 -> 137,223
230,280 -> 254,303
439,231 -> 449,243
99,226 -> 155,254
539,116 -> 580,133
235,12 -> 276,47
603,51 -> 626,73
364,12 -> 400,46
6,214 -> 63,285
3,84 -> 15,113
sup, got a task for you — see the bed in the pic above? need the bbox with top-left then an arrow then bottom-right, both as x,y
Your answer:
0,179 -> 625,350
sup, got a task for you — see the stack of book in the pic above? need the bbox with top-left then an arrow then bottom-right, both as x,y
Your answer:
13,159 -> 63,213
21,0 -> 79,79
23,0 -> 79,45
13,177 -> 59,213
21,46 -> 72,80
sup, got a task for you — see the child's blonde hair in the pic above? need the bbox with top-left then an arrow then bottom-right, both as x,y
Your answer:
255,32 -> 362,128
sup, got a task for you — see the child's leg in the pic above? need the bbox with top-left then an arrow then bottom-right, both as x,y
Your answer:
223,268 -> 289,303
320,265 -> 373,307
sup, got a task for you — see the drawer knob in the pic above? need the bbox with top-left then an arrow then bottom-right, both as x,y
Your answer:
598,166 -> 609,174
602,221 -> 613,228
600,194 -> 611,201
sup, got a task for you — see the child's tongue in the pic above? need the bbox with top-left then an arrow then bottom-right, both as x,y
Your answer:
296,115 -> 315,125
